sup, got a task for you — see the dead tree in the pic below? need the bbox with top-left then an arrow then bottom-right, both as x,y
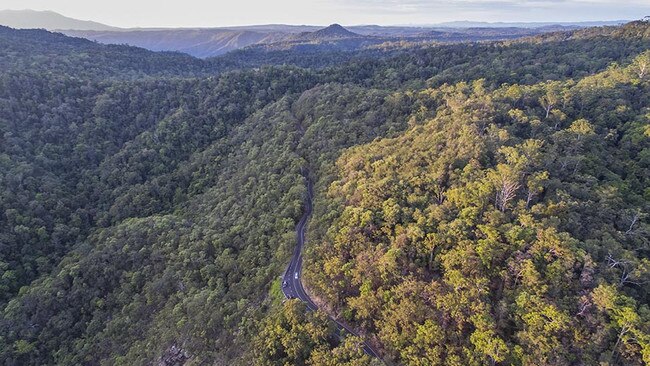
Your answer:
607,253 -> 644,287
495,177 -> 520,212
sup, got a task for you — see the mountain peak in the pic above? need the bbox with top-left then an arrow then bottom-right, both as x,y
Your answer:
309,23 -> 359,39
325,23 -> 346,31
0,9 -> 117,31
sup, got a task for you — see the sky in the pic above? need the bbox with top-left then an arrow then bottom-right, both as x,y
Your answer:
2,0 -> 649,27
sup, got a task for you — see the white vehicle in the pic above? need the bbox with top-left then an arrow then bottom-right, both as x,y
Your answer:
294,272 -> 298,279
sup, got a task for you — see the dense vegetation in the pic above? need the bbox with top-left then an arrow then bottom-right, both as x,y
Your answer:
0,20 -> 648,365
0,26 -> 209,79
306,53 -> 650,365
222,20 -> 650,88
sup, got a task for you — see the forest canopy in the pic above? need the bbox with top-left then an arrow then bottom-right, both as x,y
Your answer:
0,19 -> 648,366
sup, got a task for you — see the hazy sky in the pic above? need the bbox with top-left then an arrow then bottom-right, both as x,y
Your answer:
3,0 -> 649,27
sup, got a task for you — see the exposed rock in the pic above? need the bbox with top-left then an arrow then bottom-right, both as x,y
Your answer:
157,344 -> 190,366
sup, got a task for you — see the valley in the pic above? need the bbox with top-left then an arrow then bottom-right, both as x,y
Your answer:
0,7 -> 648,366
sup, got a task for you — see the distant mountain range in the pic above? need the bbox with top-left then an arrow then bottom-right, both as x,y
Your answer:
61,29 -> 292,58
0,9 -> 632,58
0,9 -> 118,31
432,20 -> 629,28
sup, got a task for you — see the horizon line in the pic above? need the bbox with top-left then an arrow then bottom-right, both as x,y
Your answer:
0,8 -> 635,30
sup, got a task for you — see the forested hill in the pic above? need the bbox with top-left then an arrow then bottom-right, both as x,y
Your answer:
217,21 -> 650,86
305,53 -> 650,365
3,21 -> 649,82
0,20 -> 648,366
0,26 -> 209,78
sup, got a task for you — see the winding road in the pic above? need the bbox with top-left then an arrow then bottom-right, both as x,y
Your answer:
282,171 -> 382,360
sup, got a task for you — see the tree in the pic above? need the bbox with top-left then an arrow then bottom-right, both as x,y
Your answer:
592,285 -> 650,365
630,51 -> 650,80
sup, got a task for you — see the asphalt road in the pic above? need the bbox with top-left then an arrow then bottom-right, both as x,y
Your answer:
282,172 -> 381,360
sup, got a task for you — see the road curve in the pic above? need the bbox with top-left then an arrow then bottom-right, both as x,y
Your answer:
282,171 -> 382,360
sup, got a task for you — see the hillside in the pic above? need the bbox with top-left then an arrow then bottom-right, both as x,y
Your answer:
0,9 -> 116,30
0,18 -> 648,366
305,54 -> 650,365
61,23 -> 567,58
0,25 -> 209,78
0,10 -> 609,58
61,28 -> 291,58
